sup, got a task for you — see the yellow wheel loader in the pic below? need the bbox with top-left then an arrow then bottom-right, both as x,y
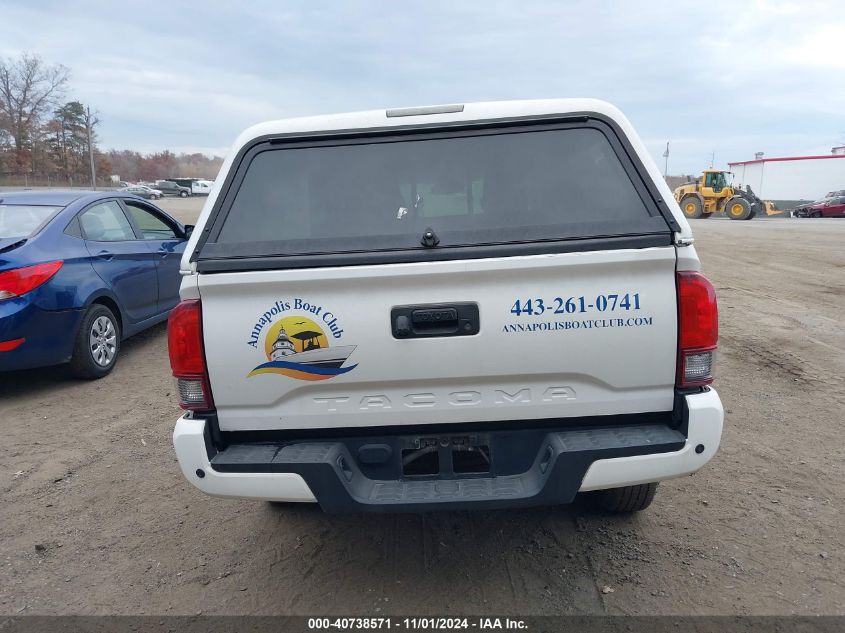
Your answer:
673,170 -> 782,220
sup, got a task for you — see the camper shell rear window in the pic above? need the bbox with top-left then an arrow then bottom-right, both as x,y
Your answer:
194,116 -> 675,271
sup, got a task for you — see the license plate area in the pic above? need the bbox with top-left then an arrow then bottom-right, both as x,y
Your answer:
400,434 -> 491,479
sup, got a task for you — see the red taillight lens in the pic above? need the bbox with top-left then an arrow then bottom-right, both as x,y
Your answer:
0,260 -> 63,300
167,299 -> 214,411
168,300 -> 205,375
677,271 -> 718,387
0,337 -> 25,352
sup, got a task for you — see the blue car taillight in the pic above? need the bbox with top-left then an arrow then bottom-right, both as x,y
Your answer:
0,260 -> 63,300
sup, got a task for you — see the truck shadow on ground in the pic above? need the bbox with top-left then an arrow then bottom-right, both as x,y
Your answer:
0,322 -> 168,399
227,498 -> 649,613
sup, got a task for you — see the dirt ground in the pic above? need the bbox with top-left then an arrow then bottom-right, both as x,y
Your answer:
1,197 -> 843,615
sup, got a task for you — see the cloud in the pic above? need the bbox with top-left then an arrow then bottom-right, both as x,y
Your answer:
1,0 -> 843,172
783,25 -> 845,69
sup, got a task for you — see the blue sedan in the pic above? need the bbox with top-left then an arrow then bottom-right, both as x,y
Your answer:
0,190 -> 192,378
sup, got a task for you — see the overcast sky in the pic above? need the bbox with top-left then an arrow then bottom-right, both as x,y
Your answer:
2,0 -> 843,173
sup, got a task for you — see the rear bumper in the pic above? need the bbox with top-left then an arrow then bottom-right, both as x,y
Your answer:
0,298 -> 84,371
173,388 -> 723,512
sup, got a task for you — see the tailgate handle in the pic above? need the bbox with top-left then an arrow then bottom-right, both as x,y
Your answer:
392,303 -> 479,339
412,308 -> 457,325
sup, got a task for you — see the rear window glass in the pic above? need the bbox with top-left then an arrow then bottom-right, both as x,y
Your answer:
209,125 -> 667,258
0,205 -> 62,239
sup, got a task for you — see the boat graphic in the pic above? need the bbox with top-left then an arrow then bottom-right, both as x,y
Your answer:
273,345 -> 356,369
248,324 -> 357,380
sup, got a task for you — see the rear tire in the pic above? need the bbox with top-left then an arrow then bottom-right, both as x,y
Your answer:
590,483 -> 658,513
681,196 -> 703,219
726,197 -> 752,220
68,304 -> 121,379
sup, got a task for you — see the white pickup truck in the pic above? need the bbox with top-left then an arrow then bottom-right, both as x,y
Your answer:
169,99 -> 723,514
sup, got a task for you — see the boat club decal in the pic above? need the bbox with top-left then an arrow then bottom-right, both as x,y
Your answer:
246,299 -> 357,381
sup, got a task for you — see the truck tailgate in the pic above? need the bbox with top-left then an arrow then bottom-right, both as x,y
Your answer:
199,246 -> 677,431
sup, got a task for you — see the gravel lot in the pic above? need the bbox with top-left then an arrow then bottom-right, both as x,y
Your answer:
1,197 -> 843,615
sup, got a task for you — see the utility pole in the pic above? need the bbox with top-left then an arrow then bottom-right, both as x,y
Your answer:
86,105 -> 97,189
662,141 -> 670,177
61,118 -> 67,184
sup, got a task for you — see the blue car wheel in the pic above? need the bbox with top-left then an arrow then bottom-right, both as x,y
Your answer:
69,304 -> 121,379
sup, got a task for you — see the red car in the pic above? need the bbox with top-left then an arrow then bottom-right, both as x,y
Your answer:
803,195 -> 845,218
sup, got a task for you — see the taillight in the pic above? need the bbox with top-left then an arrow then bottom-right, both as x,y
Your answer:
0,338 -> 25,352
168,299 -> 214,411
677,271 -> 718,387
0,260 -> 63,300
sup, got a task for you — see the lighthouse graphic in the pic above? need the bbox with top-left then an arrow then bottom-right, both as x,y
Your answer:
270,326 -> 297,359
249,317 -> 357,381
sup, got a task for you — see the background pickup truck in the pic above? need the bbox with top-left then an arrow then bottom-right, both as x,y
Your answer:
168,99 -> 723,514
154,180 -> 192,198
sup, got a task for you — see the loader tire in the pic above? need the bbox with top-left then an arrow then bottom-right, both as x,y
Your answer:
591,483 -> 658,513
681,196 -> 703,219
726,197 -> 753,220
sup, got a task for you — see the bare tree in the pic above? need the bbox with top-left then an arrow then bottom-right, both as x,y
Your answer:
0,52 -> 69,173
